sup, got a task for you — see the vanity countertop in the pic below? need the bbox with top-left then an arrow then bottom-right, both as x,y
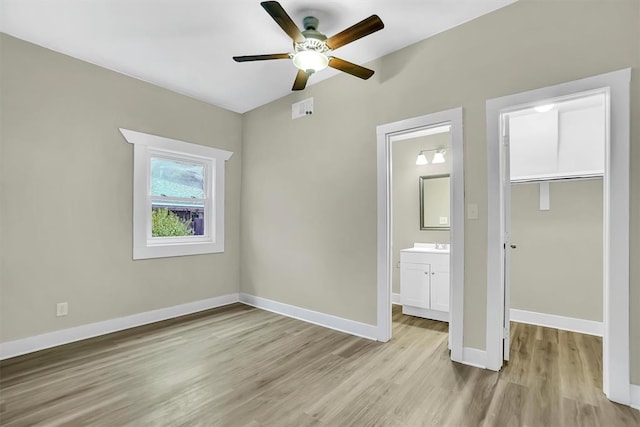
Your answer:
400,243 -> 450,254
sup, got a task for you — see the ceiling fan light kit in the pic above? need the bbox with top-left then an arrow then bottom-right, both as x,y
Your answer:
292,51 -> 329,73
233,1 -> 384,91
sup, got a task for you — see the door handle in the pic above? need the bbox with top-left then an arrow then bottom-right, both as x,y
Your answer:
510,244 -> 517,249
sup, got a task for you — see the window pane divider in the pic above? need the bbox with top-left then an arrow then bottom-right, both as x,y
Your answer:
150,196 -> 207,204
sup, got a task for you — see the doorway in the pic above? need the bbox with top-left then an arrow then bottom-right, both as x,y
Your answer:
486,69 -> 631,404
505,92 -> 606,360
376,108 -> 465,364
391,126 -> 451,325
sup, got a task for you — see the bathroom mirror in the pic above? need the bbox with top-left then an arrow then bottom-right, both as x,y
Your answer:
419,174 -> 450,230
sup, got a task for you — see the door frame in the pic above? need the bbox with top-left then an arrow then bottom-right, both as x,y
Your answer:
485,69 -> 631,405
376,108 -> 465,364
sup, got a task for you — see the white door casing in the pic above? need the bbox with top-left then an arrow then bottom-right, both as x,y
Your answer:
376,107 -> 464,364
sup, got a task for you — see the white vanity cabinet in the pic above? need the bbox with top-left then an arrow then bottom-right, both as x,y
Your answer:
400,244 -> 450,322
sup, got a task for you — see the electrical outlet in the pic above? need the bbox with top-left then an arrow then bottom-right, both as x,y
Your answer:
56,302 -> 68,317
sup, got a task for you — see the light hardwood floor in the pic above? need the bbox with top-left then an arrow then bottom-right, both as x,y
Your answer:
1,303 -> 638,426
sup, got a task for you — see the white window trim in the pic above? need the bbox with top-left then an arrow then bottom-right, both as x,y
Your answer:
120,128 -> 233,260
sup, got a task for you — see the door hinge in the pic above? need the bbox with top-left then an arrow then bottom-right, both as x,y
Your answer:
503,327 -> 509,338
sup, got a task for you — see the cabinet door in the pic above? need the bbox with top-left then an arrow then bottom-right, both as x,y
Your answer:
430,268 -> 450,312
400,262 -> 430,308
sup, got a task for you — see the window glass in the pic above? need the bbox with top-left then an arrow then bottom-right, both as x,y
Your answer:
150,157 -> 205,198
151,203 -> 205,237
150,157 -> 206,237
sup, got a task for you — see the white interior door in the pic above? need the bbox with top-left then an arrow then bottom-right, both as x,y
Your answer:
502,116 -> 512,362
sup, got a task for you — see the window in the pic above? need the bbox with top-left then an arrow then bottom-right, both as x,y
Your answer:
120,128 -> 233,259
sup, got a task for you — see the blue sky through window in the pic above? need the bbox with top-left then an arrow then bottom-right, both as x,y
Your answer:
151,157 -> 204,199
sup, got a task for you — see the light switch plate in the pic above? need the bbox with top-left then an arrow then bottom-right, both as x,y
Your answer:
56,302 -> 68,317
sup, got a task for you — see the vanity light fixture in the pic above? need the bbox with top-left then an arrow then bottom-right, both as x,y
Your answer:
416,148 -> 446,165
416,152 -> 428,165
432,149 -> 446,164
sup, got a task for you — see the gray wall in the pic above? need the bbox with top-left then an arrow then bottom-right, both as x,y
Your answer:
240,0 -> 640,383
510,180 -> 603,321
392,133 -> 450,294
0,34 -> 243,342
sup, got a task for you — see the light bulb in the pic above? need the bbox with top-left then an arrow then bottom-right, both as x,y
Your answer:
416,153 -> 428,165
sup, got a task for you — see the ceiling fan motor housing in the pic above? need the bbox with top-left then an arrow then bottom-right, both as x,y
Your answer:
302,16 -> 319,31
295,17 -> 330,54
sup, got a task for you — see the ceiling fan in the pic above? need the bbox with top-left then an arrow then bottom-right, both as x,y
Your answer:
233,1 -> 384,91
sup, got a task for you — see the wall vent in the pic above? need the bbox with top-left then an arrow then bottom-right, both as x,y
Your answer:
292,97 -> 314,119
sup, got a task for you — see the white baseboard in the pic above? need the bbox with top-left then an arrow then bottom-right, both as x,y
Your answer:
510,309 -> 603,337
239,293 -> 377,341
462,347 -> 487,369
631,384 -> 640,410
0,293 -> 240,360
392,293 -> 401,305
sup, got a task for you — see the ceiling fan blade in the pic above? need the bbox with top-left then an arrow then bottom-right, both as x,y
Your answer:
328,57 -> 375,80
325,15 -> 384,50
292,69 -> 309,91
261,1 -> 305,44
233,53 -> 290,62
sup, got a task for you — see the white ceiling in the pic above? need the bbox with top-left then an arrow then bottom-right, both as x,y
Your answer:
0,0 -> 517,113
